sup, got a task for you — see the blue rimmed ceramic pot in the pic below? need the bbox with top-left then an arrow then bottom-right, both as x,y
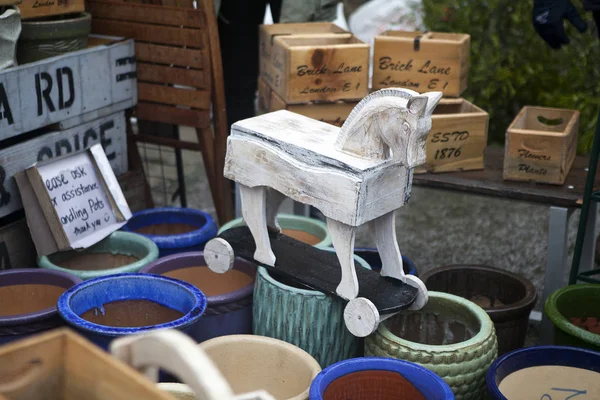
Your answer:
310,357 -> 454,400
487,345 -> 600,399
0,268 -> 82,345
353,248 -> 418,276
122,207 -> 218,257
140,251 -> 256,342
57,273 -> 207,350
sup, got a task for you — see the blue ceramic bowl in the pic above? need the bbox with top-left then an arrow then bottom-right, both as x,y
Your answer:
486,345 -> 600,399
310,357 -> 454,400
354,248 -> 418,276
57,273 -> 207,349
122,207 -> 217,257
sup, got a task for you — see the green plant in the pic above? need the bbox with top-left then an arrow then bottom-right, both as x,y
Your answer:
422,0 -> 600,153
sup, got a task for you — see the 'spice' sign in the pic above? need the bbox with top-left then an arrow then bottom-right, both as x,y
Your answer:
15,144 -> 132,256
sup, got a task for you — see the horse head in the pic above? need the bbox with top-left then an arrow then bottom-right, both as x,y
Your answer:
335,88 -> 442,168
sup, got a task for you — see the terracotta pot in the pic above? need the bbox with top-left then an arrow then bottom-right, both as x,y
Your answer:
17,12 -> 91,64
545,284 -> 600,351
37,231 -> 159,280
0,5 -> 20,70
486,346 -> 600,400
122,207 -> 218,257
310,357 -> 454,400
253,249 -> 370,368
0,268 -> 82,345
353,248 -> 418,276
219,214 -> 332,248
421,264 -> 536,355
199,334 -> 321,400
140,251 -> 256,342
57,273 -> 207,349
366,291 -> 498,400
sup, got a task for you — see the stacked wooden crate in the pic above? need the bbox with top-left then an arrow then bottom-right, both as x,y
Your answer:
0,36 -> 138,270
257,23 -> 369,127
373,31 -> 489,173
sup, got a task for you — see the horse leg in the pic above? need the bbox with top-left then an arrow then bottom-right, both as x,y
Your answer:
326,218 -> 359,300
266,188 -> 286,231
240,184 -> 276,266
369,210 -> 405,281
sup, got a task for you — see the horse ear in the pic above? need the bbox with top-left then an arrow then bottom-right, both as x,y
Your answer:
407,96 -> 428,116
424,91 -> 443,116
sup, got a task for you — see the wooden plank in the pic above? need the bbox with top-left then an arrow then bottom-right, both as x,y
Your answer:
135,43 -> 206,68
135,102 -> 210,128
137,63 -> 208,89
138,82 -> 210,109
19,0 -> 85,20
87,1 -> 204,28
0,40 -> 136,142
0,218 -> 37,270
92,19 -> 205,48
0,112 -> 127,219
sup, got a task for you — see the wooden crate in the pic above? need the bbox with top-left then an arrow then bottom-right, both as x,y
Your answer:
265,35 -> 369,104
0,218 -> 36,271
18,0 -> 85,20
503,106 -> 579,185
373,31 -> 470,97
0,329 -> 173,400
417,98 -> 489,173
0,37 -> 136,142
0,111 -> 127,219
257,77 -> 357,127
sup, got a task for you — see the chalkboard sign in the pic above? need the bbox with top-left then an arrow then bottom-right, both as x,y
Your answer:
15,144 -> 132,256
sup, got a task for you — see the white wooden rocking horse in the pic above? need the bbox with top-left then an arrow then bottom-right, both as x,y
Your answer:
205,88 -> 442,337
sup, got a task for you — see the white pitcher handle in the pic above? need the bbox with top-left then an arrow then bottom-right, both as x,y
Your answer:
110,329 -> 274,400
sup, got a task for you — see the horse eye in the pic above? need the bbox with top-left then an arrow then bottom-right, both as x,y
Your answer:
402,122 -> 410,132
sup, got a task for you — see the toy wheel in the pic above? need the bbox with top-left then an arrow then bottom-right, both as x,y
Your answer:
204,238 -> 235,274
344,297 -> 380,337
405,275 -> 428,310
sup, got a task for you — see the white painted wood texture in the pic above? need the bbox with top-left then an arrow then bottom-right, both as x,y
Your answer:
0,38 -> 136,141
111,330 -> 275,400
0,112 -> 127,219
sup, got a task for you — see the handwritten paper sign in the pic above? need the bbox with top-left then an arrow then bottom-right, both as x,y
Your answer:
15,144 -> 131,256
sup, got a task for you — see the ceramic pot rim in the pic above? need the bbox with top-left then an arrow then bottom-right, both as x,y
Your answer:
122,207 -> 217,250
376,291 -> 495,352
218,214 -> 332,247
21,11 -> 92,25
421,264 -> 537,316
37,231 -> 160,280
199,334 -> 321,400
57,273 -> 206,336
140,251 -> 255,306
545,284 -> 600,347
485,345 -> 600,400
0,268 -> 82,326
310,357 -> 453,399
257,248 -> 371,297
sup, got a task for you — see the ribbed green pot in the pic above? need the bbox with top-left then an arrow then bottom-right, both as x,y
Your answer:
218,214 -> 332,248
545,284 -> 600,351
365,291 -> 498,400
17,12 -> 91,64
253,250 -> 370,368
37,231 -> 159,280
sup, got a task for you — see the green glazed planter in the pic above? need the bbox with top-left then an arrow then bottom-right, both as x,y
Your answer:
17,12 -> 91,64
366,291 -> 498,400
253,250 -> 370,368
37,231 -> 159,280
545,284 -> 600,351
218,214 -> 332,248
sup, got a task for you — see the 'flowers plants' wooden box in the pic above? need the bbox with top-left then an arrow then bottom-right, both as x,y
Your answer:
0,329 -> 174,400
373,31 -> 470,97
503,106 -> 579,185
258,77 -> 357,127
262,35 -> 369,104
417,98 -> 488,173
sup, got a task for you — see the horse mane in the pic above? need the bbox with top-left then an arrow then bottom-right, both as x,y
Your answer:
334,88 -> 420,151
